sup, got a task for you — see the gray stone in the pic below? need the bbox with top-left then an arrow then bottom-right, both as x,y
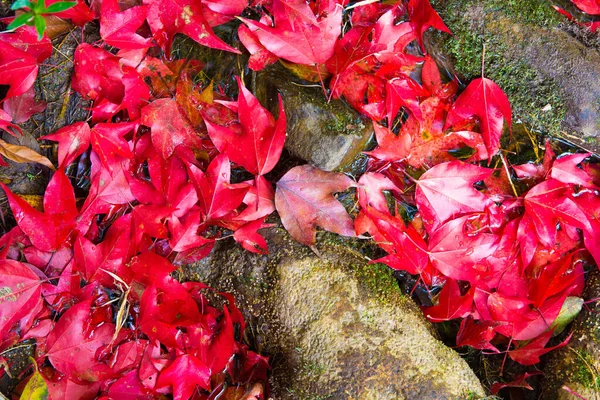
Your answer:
182,230 -> 486,399
253,65 -> 373,171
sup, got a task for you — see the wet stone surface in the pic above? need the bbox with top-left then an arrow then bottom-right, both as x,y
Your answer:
182,229 -> 486,399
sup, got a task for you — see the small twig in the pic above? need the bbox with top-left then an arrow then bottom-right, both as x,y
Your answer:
481,43 -> 486,77
345,0 -> 379,10
499,153 -> 518,197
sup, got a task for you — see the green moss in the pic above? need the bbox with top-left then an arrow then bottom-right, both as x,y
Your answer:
494,0 -> 562,26
435,0 -> 567,136
352,261 -> 400,303
571,349 -> 600,389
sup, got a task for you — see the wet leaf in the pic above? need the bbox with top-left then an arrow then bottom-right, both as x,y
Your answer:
19,369 -> 48,400
275,165 -> 355,246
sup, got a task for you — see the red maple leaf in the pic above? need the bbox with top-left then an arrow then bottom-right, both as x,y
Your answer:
508,331 -> 572,366
143,0 -> 240,57
238,23 -> 279,71
570,0 -> 600,14
362,207 -> 430,277
187,154 -> 249,222
141,98 -> 203,160
45,299 -> 115,382
445,78 -> 512,158
240,0 -> 343,65
275,164 -> 355,246
0,260 -> 42,341
422,278 -> 474,321
40,122 -> 91,169
0,38 -> 40,100
156,354 -> 211,399
0,170 -> 78,252
100,0 -> 152,49
3,87 -> 46,123
456,317 -> 505,353
415,161 -> 494,232
523,179 -> 590,247
72,44 -> 150,121
407,0 -> 451,51
428,215 -> 499,283
205,77 -> 286,176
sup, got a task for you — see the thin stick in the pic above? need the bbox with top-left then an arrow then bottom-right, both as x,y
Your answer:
481,43 -> 486,77
500,153 -> 519,197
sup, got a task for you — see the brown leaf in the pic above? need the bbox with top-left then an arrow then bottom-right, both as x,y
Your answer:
0,138 -> 55,170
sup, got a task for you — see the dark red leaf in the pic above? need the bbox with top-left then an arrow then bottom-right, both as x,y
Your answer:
275,164 -> 355,246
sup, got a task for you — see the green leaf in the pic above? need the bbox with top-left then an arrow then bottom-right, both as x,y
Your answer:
550,297 -> 583,336
33,15 -> 46,40
19,370 -> 48,400
43,1 -> 77,14
10,0 -> 32,11
31,0 -> 46,13
6,12 -> 34,31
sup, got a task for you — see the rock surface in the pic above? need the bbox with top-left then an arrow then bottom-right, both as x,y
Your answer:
253,65 -> 373,171
541,269 -> 600,400
182,230 -> 485,399
432,0 -> 600,154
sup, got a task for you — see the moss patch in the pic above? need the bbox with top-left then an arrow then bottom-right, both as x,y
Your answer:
572,349 -> 600,390
434,0 -> 567,136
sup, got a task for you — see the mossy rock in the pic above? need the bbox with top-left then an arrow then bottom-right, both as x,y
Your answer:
252,64 -> 373,171
430,0 -> 600,153
182,228 -> 485,399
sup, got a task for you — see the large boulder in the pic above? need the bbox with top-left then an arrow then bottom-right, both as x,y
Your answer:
183,230 -> 485,399
431,0 -> 600,154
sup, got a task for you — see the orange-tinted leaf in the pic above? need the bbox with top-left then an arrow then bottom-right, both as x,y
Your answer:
0,138 -> 54,170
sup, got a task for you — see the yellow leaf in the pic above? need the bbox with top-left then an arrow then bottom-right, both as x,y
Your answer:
19,370 -> 48,400
0,138 -> 55,170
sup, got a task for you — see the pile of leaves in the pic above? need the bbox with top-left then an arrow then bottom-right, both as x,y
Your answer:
0,0 -> 599,398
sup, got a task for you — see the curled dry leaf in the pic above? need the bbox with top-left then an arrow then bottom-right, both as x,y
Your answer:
0,138 -> 55,170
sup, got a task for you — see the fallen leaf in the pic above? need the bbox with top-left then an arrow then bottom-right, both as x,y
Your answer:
0,138 -> 55,170
275,165 -> 355,245
445,78 -> 512,158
